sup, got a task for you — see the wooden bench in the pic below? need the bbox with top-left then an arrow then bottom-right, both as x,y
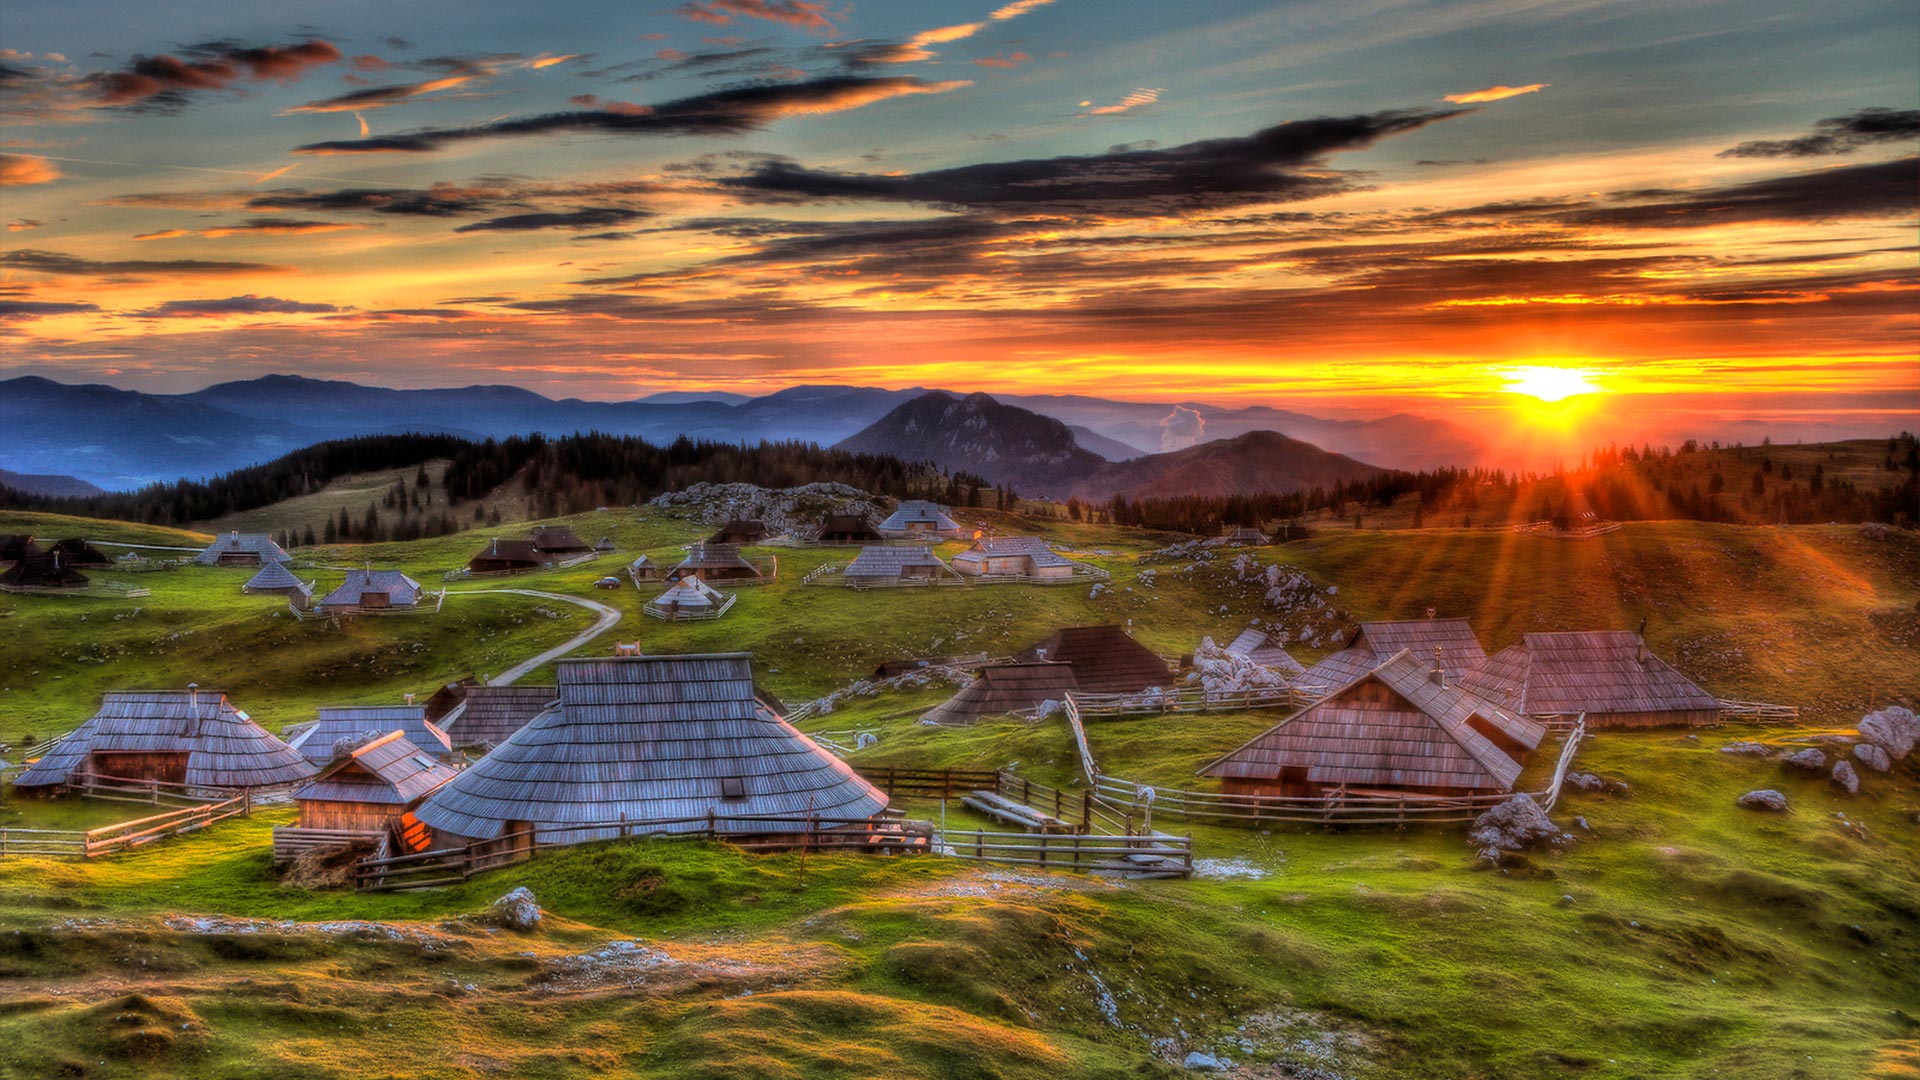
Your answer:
962,790 -> 1073,833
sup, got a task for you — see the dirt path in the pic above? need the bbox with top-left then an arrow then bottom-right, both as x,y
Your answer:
444,587 -> 623,684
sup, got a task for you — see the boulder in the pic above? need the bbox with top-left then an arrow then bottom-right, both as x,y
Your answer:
1831,760 -> 1860,795
486,887 -> 542,931
1857,706 -> 1917,760
1565,772 -> 1629,795
1737,789 -> 1789,812
1853,743 -> 1892,773
1182,1051 -> 1226,1071
1468,794 -> 1569,853
1719,741 -> 1773,757
1781,748 -> 1826,772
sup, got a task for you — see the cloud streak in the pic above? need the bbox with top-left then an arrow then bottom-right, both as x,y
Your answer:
134,294 -> 341,317
1443,83 -> 1547,104
0,153 -> 62,185
1719,107 -> 1920,158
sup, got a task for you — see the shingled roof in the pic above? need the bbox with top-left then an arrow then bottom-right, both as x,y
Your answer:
843,544 -> 958,581
0,534 -> 37,562
1017,625 -> 1172,694
243,561 -> 310,595
1199,650 -> 1546,794
413,654 -> 889,844
441,685 -> 557,748
14,689 -> 316,791
708,519 -> 768,543
921,662 -> 1080,725
529,525 -> 589,553
954,536 -> 1073,569
877,500 -> 961,534
468,538 -> 543,569
193,532 -> 290,565
0,552 -> 88,589
817,513 -> 882,543
47,538 -> 112,567
1224,628 -> 1308,677
670,542 -> 762,580
286,705 -> 452,762
646,576 -> 727,613
1295,618 -> 1488,690
1459,631 -> 1721,721
316,569 -> 423,609
294,731 -> 458,807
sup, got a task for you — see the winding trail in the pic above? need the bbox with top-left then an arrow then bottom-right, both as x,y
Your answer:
443,587 -> 623,685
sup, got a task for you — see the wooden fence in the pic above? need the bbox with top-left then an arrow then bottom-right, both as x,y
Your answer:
1065,685 -> 1318,719
2,791 -> 251,859
271,826 -> 388,865
854,765 -> 1004,799
1716,699 -> 1801,723
642,591 -> 737,621
940,828 -> 1191,878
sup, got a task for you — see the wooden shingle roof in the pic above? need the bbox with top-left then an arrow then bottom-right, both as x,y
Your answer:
47,538 -> 112,566
294,731 -> 458,806
442,685 -> 557,748
674,542 -> 758,574
844,545 -> 957,579
1017,625 -> 1172,694
413,654 -> 889,843
1224,628 -> 1307,677
286,705 -> 452,762
529,525 -> 589,553
708,519 -> 768,543
818,514 -> 881,541
193,532 -> 291,565
650,576 -> 725,609
243,561 -> 309,594
921,662 -> 1080,725
1200,651 -> 1545,793
0,534 -> 37,561
878,500 -> 960,532
317,569 -> 422,609
1295,618 -> 1487,689
0,552 -> 88,588
14,689 -> 316,791
1460,631 -> 1721,717
470,538 -> 543,565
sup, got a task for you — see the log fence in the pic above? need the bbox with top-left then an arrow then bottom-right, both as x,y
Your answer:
2,789 -> 251,859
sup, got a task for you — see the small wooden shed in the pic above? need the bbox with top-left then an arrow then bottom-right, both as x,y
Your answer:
1294,617 -> 1488,693
1459,631 -> 1722,729
1017,625 -> 1172,694
669,542 -> 764,583
467,538 -> 544,574
529,525 -> 591,555
817,513 -> 882,545
242,560 -> 312,609
440,684 -> 557,749
1221,525 -> 1271,546
293,731 -> 459,834
286,705 -> 453,763
843,545 -> 959,586
921,662 -> 1080,725
707,519 -> 768,545
628,554 -> 665,581
13,688 -> 316,793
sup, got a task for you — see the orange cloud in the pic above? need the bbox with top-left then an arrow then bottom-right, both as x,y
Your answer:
1082,87 -> 1161,116
0,153 -> 62,185
1444,83 -> 1548,104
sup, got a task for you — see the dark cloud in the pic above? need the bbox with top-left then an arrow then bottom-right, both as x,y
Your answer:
84,39 -> 341,112
0,300 -> 100,319
293,75 -> 966,153
247,183 -> 509,216
1565,156 -> 1918,228
675,0 -> 838,32
720,108 -> 1468,216
134,295 -> 341,317
1,249 -> 284,276
1720,108 -> 1920,158
454,207 -> 652,232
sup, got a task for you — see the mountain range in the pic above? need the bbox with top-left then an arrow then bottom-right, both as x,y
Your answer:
0,373 -> 1482,491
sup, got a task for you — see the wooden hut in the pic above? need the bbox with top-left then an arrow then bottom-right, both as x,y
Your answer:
315,568 -> 424,614
286,705 -> 452,763
1294,617 -> 1487,693
627,554 -> 665,582
440,685 -> 556,749
194,531 -> 291,566
421,679 -> 478,726
412,653 -> 890,846
1223,628 -> 1307,679
876,500 -> 964,539
242,560 -> 312,609
1198,650 -> 1546,798
14,688 -> 316,793
0,534 -> 38,562
1221,525 -> 1271,546
292,731 -> 458,835
529,525 -> 590,556
47,538 -> 112,567
843,545 -> 960,586
707,519 -> 768,545
817,513 -> 882,544
669,542 -> 764,583
644,576 -> 732,620
467,538 -> 544,574
595,535 -> 617,553
0,551 -> 88,590
1459,631 -> 1722,729
1016,625 -> 1172,694
950,536 -> 1075,580
921,663 -> 1080,725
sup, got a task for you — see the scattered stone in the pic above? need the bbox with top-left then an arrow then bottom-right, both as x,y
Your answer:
1468,794 -> 1570,854
1565,772 -> 1629,795
1857,706 -> 1917,760
1572,816 -> 1591,832
1187,637 -> 1291,695
1737,789 -> 1789,812
1781,748 -> 1826,772
1853,743 -> 1892,773
1182,1051 -> 1225,1071
487,887 -> 542,931
1555,894 -> 1576,907
1719,741 -> 1773,757
1831,760 -> 1860,795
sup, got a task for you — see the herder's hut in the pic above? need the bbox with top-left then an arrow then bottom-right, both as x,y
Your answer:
595,535 -> 617,553
921,662 -> 1079,725
530,525 -> 591,556
286,705 -> 452,763
315,569 -> 424,614
1221,524 -> 1271,546
467,538 -> 544,575
1459,631 -> 1722,729
950,536 -> 1074,580
242,560 -> 312,609
422,679 -> 477,727
1198,650 -> 1546,799
1016,625 -> 1172,694
669,542 -> 764,583
292,731 -> 458,836
0,534 -> 38,562
876,499 -> 964,539
412,653 -> 890,847
817,513 -> 882,545
1293,617 -> 1487,693
47,538 -> 112,567
0,552 -> 88,590
707,519 -> 768,545
645,576 -> 732,620
1223,628 -> 1308,679
628,554 -> 665,581
842,545 -> 960,586
14,688 -> 316,793
194,531 -> 291,566
441,685 -> 556,749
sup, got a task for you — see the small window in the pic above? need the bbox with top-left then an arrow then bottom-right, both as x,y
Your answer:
719,777 -> 747,800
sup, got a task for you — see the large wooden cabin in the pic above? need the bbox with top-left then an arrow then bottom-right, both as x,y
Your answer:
842,545 -> 959,586
292,731 -> 458,835
194,531 -> 291,566
950,536 -> 1075,580
921,662 -> 1079,725
1460,631 -> 1723,729
1017,625 -> 1172,694
14,688 -> 315,794
1294,617 -> 1488,692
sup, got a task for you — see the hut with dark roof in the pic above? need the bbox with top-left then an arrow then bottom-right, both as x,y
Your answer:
194,531 -> 291,566
422,679 -> 477,726
843,545 -> 959,586
595,535 -> 617,553
467,538 -> 544,574
286,705 -> 452,763
14,688 -> 316,793
950,536 -> 1075,580
0,551 -> 89,590
1016,625 -> 1172,694
47,538 -> 112,567
292,731 -> 458,835
0,534 -> 38,562
876,500 -> 964,539
242,560 -> 312,609
529,525 -> 590,555
669,542 -> 764,583
921,662 -> 1080,725
315,568 -> 424,613
817,513 -> 882,545
1294,617 -> 1487,692
412,653 -> 890,846
1460,631 -> 1722,729
441,685 -> 557,749
1223,628 -> 1308,679
707,519 -> 769,544
1198,650 -> 1546,798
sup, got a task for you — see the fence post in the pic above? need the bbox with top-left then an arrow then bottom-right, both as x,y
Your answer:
1080,790 -> 1092,831
243,788 -> 251,818
706,809 -> 717,838
974,831 -> 983,860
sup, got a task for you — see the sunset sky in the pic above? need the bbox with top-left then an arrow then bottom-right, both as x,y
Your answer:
1,0 -> 1915,456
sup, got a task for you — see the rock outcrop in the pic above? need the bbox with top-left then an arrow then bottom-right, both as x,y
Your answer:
1737,789 -> 1789,811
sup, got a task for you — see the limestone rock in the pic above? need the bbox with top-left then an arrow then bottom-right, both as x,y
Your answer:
1831,760 -> 1859,795
1853,743 -> 1892,773
487,887 -> 542,931
1737,789 -> 1789,812
1182,1051 -> 1225,1071
1781,748 -> 1826,772
1468,794 -> 1569,853
1719,741 -> 1773,757
1857,706 -> 1917,760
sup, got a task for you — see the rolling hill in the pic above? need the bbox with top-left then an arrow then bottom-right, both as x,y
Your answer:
1069,429 -> 1386,500
834,391 -> 1109,494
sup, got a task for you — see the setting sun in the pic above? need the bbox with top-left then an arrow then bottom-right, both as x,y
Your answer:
1503,366 -> 1603,402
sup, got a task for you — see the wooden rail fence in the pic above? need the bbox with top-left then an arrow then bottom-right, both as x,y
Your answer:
1,790 -> 250,859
